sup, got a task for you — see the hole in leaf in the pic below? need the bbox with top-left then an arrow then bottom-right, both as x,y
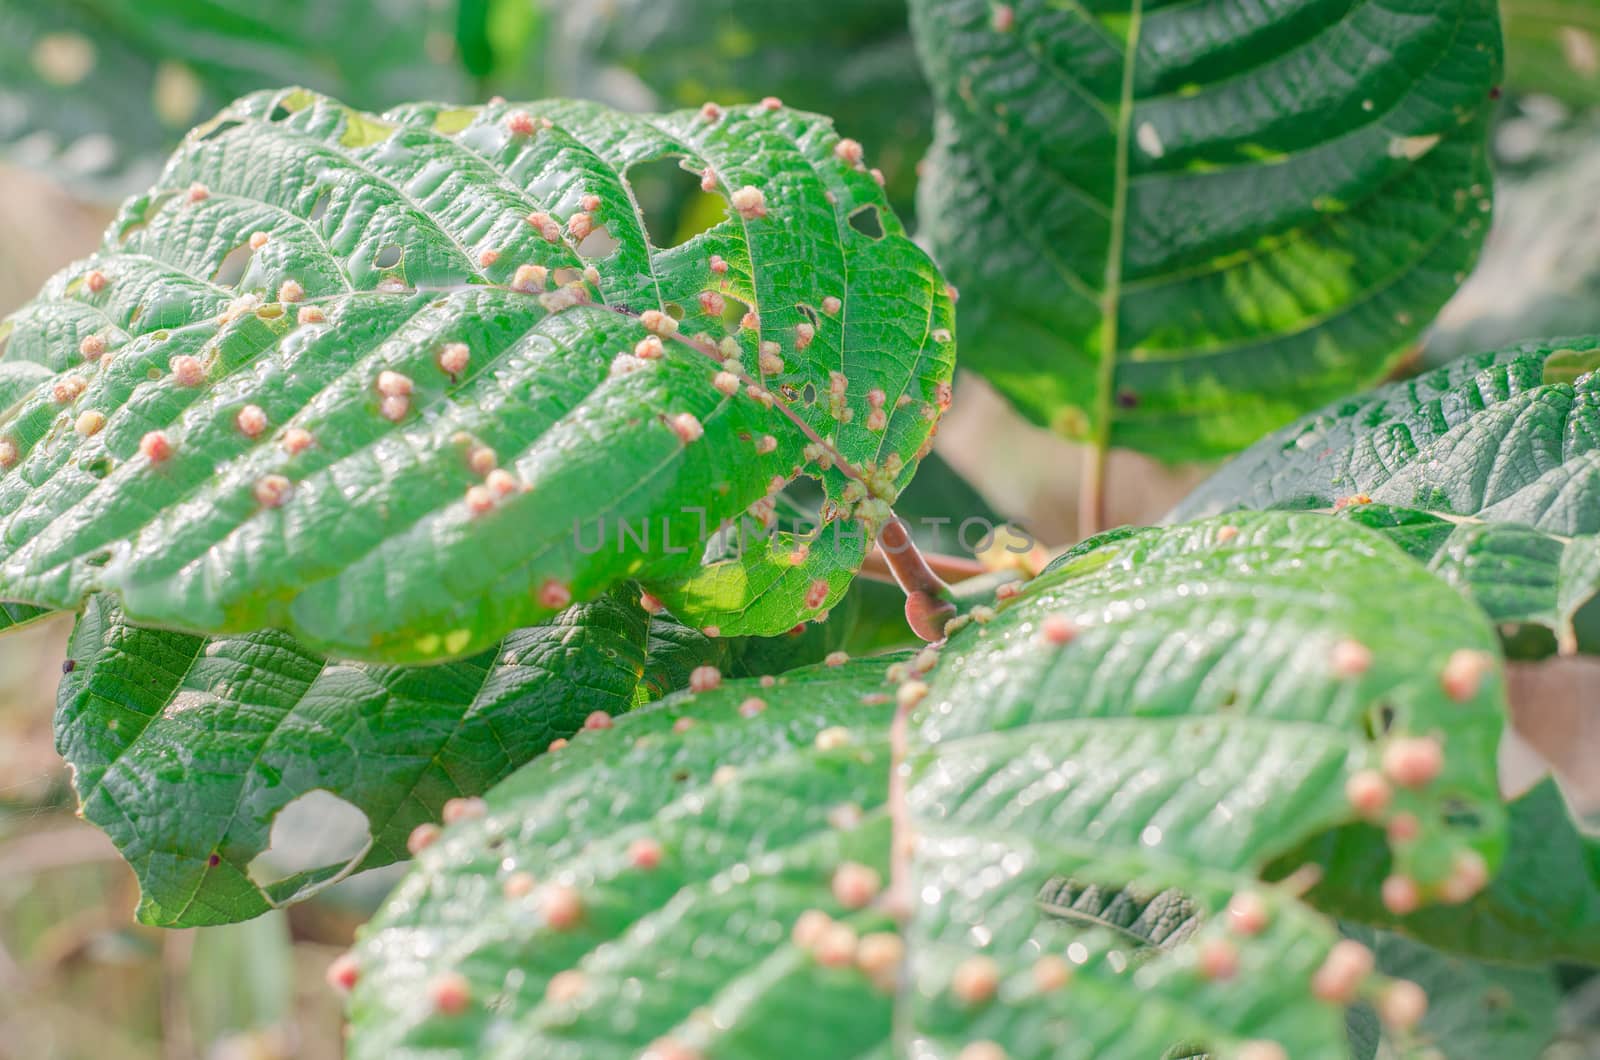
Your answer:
83,547 -> 112,566
576,225 -> 619,259
212,243 -> 254,286
624,155 -> 722,249
800,382 -> 817,405
665,302 -> 685,321
552,266 -> 583,287
1362,703 -> 1396,741
196,118 -> 242,143
246,789 -> 370,887
374,245 -> 404,269
848,205 -> 885,239
723,295 -> 751,331
797,303 -> 819,327
82,457 -> 113,480
308,187 -> 332,222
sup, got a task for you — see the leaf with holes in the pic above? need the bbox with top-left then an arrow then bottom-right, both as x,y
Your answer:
1175,340 -> 1600,654
341,511 -> 1510,1059
909,0 -> 1501,460
0,0 -> 467,196
0,88 -> 953,661
55,591 -> 653,926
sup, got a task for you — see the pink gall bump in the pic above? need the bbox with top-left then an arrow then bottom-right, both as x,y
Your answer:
75,410 -> 105,437
169,355 -> 206,387
1387,812 -> 1421,844
897,680 -> 929,710
952,956 -> 1000,1005
689,665 -> 722,693
639,591 -> 664,614
1197,938 -> 1239,981
866,408 -> 887,432
870,167 -> 885,186
1226,891 -> 1270,936
755,434 -> 777,454
248,231 -> 270,250
581,193 -> 602,212
1032,955 -> 1072,992
465,484 -> 494,515
698,290 -> 726,317
709,254 -> 729,275
1439,849 -> 1489,904
793,908 -> 832,949
379,395 -> 410,423
1381,874 -> 1421,915
583,710 -> 613,731
568,212 -> 593,240
545,970 -> 587,1004
1441,648 -> 1493,703
1215,524 -> 1240,544
542,883 -> 583,929
698,101 -> 723,123
297,306 -> 326,324
583,265 -> 601,287
503,871 -> 536,898
325,952 -> 360,994
504,109 -> 537,136
759,95 -> 782,110
52,376 -> 86,403
699,166 -> 718,193
668,412 -> 703,444
730,185 -> 767,220
831,861 -> 881,909
281,427 -> 313,455
1311,939 -> 1375,1003
140,430 -> 173,463
1382,737 -> 1443,789
702,626 -> 719,638
628,837 -> 663,870
478,248 -> 501,268
738,696 -> 766,718
78,334 -> 106,359
253,474 -> 292,509
814,923 -> 858,967
511,264 -> 545,292
486,468 -> 519,497
84,269 -> 109,294
713,371 -> 740,396
0,439 -> 19,469
758,342 -> 784,374
795,321 -> 815,350
741,310 -> 760,332
376,370 -> 413,397
442,796 -> 486,825
428,971 -> 472,1016
635,335 -> 665,359
185,182 -> 209,203
834,138 -> 864,166
673,717 -> 695,734
439,342 -> 470,377
1039,613 -> 1078,646
407,822 -> 441,855
277,279 -> 304,303
1330,638 -> 1372,678
639,309 -> 678,336
857,931 -> 904,979
1344,769 -> 1392,817
1377,980 -> 1428,1031
805,579 -> 829,609
548,737 -> 568,751
823,295 -> 842,315
538,579 -> 572,609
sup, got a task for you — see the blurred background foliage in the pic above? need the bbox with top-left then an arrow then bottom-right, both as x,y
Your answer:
6,0 -> 1600,1057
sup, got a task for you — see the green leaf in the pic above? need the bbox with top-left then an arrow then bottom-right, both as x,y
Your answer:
55,592 -> 651,926
903,510 -> 1508,1057
345,511 -> 1509,1059
0,0 -> 466,196
0,88 -> 953,661
1175,340 -> 1600,651
1343,924 -> 1561,1060
0,600 -> 51,634
566,0 -> 929,219
1285,780 -> 1600,964
909,0 -> 1502,460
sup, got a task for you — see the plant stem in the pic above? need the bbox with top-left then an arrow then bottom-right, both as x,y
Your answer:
1078,440 -> 1109,540
876,516 -> 958,640
860,543 -> 987,586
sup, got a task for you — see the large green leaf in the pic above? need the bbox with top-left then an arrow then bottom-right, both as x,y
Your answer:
566,0 -> 929,219
909,0 -> 1502,460
1175,340 -> 1600,652
0,88 -> 953,662
56,592 -> 650,926
0,0 -> 466,196
344,511 -> 1508,1058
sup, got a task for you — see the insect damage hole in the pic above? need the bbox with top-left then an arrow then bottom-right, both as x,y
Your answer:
212,242 -> 255,287
848,205 -> 885,240
374,245 -> 404,269
624,155 -> 723,249
245,789 -> 371,889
